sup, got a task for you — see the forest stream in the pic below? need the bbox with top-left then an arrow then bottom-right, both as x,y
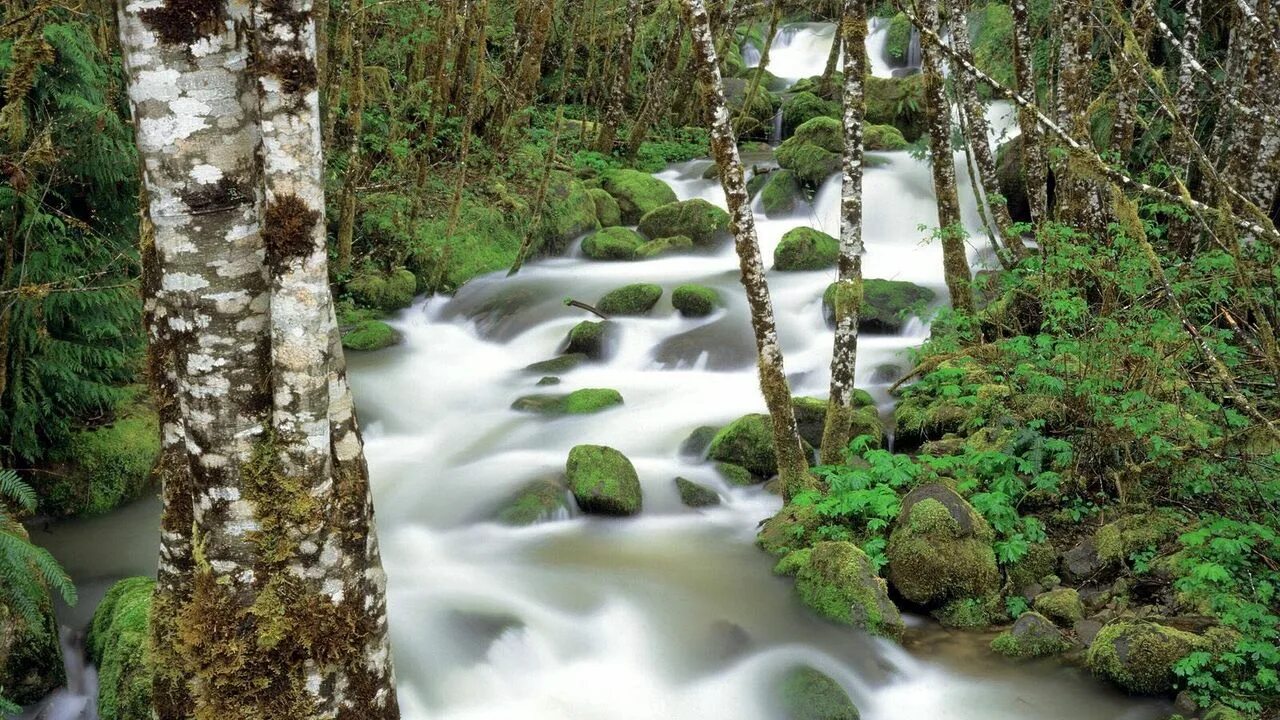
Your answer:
25,20 -> 1175,720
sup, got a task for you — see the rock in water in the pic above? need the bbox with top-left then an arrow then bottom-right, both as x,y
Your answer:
990,611 -> 1071,659
597,169 -> 677,224
786,542 -> 905,640
563,320 -> 618,360
565,445 -> 642,516
775,227 -> 839,271
671,284 -> 720,318
636,199 -> 731,247
597,283 -> 663,315
777,665 -> 861,720
885,483 -> 999,608
674,477 -> 720,507
1086,620 -> 1218,694
497,478 -> 570,525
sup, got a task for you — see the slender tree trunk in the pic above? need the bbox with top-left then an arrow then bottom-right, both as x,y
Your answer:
680,0 -> 812,501
578,0 -> 603,145
626,19 -> 687,159
916,0 -> 974,313
1165,0 -> 1202,253
1011,0 -> 1048,228
594,0 -> 643,153
1218,0 -> 1280,217
819,14 -> 843,96
734,4 -> 781,138
117,0 -> 399,716
335,0 -> 366,276
1053,0 -> 1109,237
493,0 -> 554,144
819,0 -> 867,466
1110,0 -> 1154,157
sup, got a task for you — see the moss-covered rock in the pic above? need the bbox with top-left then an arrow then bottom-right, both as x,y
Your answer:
588,187 -> 623,227
563,320 -> 618,360
738,66 -> 788,92
776,138 -> 841,188
758,503 -> 822,556
1005,541 -> 1060,593
0,552 -> 64,706
581,226 -> 645,261
540,173 -> 602,252
777,665 -> 861,720
87,577 -> 154,720
760,169 -> 803,216
1033,588 -> 1084,626
791,115 -> 843,152
789,74 -> 843,102
637,199 -> 731,247
775,227 -> 839,271
497,478 -> 570,525
707,413 -> 777,477
1093,509 -> 1187,566
866,74 -> 925,140
598,169 -> 678,224
341,319 -> 400,351
991,612 -> 1071,659
635,235 -> 694,259
1087,620 -> 1210,694
824,279 -> 935,334
671,284 -> 720,317
886,483 -> 999,608
346,267 -> 417,311
565,444 -> 642,516
934,596 -> 999,629
884,12 -> 913,64
864,124 -> 909,151
724,77 -> 781,141
675,477 -> 720,508
511,388 -> 624,415
597,283 -> 663,316
716,461 -> 760,486
791,541 -> 905,639
782,91 -> 840,135
525,353 -> 588,374
43,393 -> 160,518
790,396 -> 880,450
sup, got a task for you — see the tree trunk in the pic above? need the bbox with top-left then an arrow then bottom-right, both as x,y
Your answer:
493,0 -> 555,144
117,0 -> 399,716
734,4 -> 781,138
1218,0 -> 1280,217
679,0 -> 812,501
335,0 -> 366,276
625,20 -> 687,159
1110,0 -> 1154,157
819,14 -> 843,96
594,0 -> 643,153
1010,0 -> 1048,228
917,0 -> 974,314
819,0 -> 867,466
1053,0 -> 1109,238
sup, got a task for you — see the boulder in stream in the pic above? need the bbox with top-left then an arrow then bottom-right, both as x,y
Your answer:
525,353 -> 588,374
776,121 -> 842,188
1086,619 -> 1218,694
341,319 -> 400,351
791,396 -> 881,449
587,187 -> 622,227
597,169 -> 678,224
675,477 -> 720,508
671,284 -> 720,318
511,388 -> 624,415
776,664 -> 861,720
760,169 -> 803,217
1033,588 -> 1085,626
497,478 -> 571,526
886,483 -> 999,608
563,320 -> 618,360
822,279 -> 936,334
637,199 -> 731,247
707,413 -> 777,477
781,92 -> 839,135
635,235 -> 693,259
990,611 -> 1071,659
775,227 -> 839,271
597,283 -> 663,315
864,124 -> 909,151
565,444 -> 642,516
581,227 -> 645,261
787,541 -> 905,640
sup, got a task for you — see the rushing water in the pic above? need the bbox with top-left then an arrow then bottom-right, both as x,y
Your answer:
24,22 -> 1169,720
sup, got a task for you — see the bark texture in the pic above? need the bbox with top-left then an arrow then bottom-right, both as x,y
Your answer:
1010,0 -> 1047,227
593,0 -> 642,153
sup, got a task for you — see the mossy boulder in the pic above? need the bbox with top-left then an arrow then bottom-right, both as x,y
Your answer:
88,577 -> 154,720
707,413 -> 777,477
789,74 -> 842,102
775,227 -> 839,271
587,187 -> 623,227
539,173 -> 602,252
597,283 -> 663,315
1033,588 -> 1084,626
823,279 -> 935,334
738,66 -> 788,92
525,353 -> 588,374
790,542 -> 905,639
635,235 -> 694,259
782,91 -> 840,134
886,483 -> 999,608
991,612 -> 1071,659
497,478 -> 570,525
675,477 -> 720,508
777,665 -> 861,720
565,444 -> 642,516
790,115 -> 843,152
884,12 -> 913,64
511,388 -> 624,415
934,596 -> 999,629
864,124 -> 909,151
760,169 -> 803,216
0,545 -> 65,705
671,284 -> 720,317
716,461 -> 760,486
866,75 -> 925,140
346,267 -> 417,311
776,138 -> 841,189
43,393 -> 160,518
790,396 -> 880,449
758,503 -> 822,556
1087,620 -> 1211,694
563,320 -> 618,360
1006,541 -> 1060,594
637,199 -> 731,247
1093,509 -> 1187,566
341,319 -> 400,351
581,226 -> 645,261
598,169 -> 678,224
724,77 -> 781,141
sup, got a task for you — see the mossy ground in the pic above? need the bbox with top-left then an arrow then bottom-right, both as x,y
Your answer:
88,577 -> 155,720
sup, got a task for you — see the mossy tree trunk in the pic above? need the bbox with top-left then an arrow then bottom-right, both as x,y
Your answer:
1165,0 -> 1202,253
626,16 -> 687,159
734,4 -> 781,138
1052,0 -> 1109,237
915,0 -> 974,314
117,0 -> 399,716
819,8 -> 843,97
1216,0 -> 1280,217
680,0 -> 812,501
335,0 -> 366,276
594,0 -> 643,153
1010,0 -> 1048,229
819,0 -> 867,466
1109,0 -> 1154,158
493,0 -> 555,145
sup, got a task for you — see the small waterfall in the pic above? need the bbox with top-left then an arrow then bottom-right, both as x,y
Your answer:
769,108 -> 784,146
906,29 -> 923,70
741,42 -> 761,68
18,627 -> 98,720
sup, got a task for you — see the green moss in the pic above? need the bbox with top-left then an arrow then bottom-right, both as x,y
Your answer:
0,589 -> 63,705
88,577 -> 154,720
793,541 -> 905,639
1033,588 -> 1084,626
525,353 -> 588,374
407,198 -> 522,292
588,187 -> 622,228
636,199 -> 730,247
886,487 -> 999,608
791,115 -> 843,152
1093,509 -> 1187,565
565,444 -> 642,516
758,503 -> 822,556
968,3 -> 1016,91
716,461 -> 760,486
598,169 -> 678,224
346,267 -> 417,311
991,612 -> 1071,659
675,477 -> 720,508
826,278 -> 935,333
539,173 -> 602,252
635,235 -> 693,259
790,396 -> 881,450
782,92 -> 840,134
671,284 -> 720,317
776,139 -> 841,188
864,124 -> 909,151
885,12 -> 912,60
597,283 -> 663,315
789,74 -> 843,102
760,169 -> 803,216
511,388 -> 624,415
1005,542 -> 1059,591
866,74 -> 926,140
341,319 -> 400,351
934,596 -> 996,629
725,79 -> 780,140
738,66 -> 788,92
708,413 -> 777,477
563,320 -> 615,359
1087,620 -> 1209,694
775,227 -> 839,271
774,548 -> 813,576
581,226 -> 645,261
46,393 -> 160,517
777,665 -> 861,720
497,478 -> 569,525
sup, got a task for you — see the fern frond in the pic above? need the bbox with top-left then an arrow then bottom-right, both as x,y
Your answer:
0,469 -> 38,513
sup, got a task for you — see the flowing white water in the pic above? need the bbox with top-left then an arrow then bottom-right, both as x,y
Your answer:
24,22 -> 1167,720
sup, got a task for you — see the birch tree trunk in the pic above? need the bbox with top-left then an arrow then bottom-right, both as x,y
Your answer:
1010,0 -> 1048,228
594,0 -> 642,153
917,0 -> 974,314
117,0 -> 399,716
679,0 -> 812,501
819,0 -> 867,466
1218,0 -> 1280,216
1053,0 -> 1109,238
